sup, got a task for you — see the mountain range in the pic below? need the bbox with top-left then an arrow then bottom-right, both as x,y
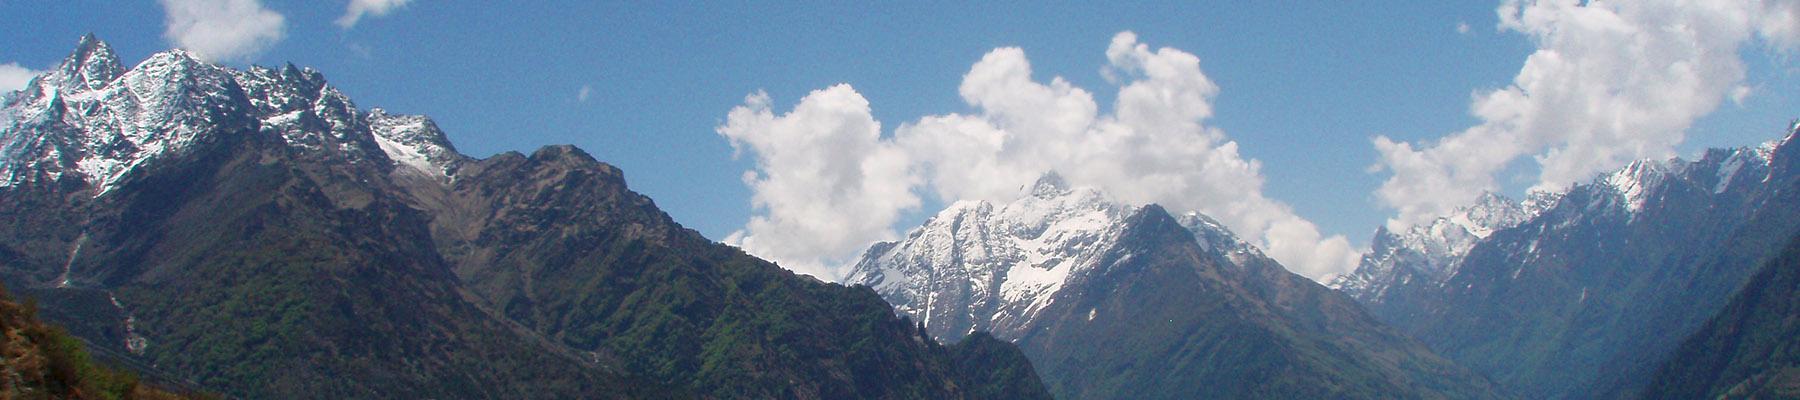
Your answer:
846,173 -> 1502,399
1332,123 -> 1800,398
846,103 -> 1800,399
0,35 -> 1049,399
10,33 -> 1800,400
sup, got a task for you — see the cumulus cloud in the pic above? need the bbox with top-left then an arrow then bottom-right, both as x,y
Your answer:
717,86 -> 920,280
159,0 -> 286,62
0,63 -> 43,93
337,0 -> 413,29
1457,21 -> 1473,34
1371,0 -> 1800,230
577,85 -> 592,102
722,32 -> 1360,282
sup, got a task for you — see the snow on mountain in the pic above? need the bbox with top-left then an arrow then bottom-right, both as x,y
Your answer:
0,35 -> 459,194
1174,210 -> 1262,269
1599,159 -> 1676,214
0,39 -> 249,194
845,172 -> 1261,340
1577,135 -> 1784,220
1362,126 -> 1800,399
1330,191 -> 1552,302
1334,124 -> 1790,308
368,108 -> 461,180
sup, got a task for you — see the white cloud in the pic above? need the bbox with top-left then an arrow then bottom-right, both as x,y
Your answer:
0,63 -> 43,93
577,85 -> 592,102
159,0 -> 286,62
1371,0 -> 1800,230
717,86 -> 920,280
1731,85 -> 1754,106
337,0 -> 413,29
1457,21 -> 1473,34
722,32 -> 1360,282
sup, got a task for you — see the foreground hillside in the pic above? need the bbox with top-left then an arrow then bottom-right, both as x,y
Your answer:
0,282 -> 193,399
1641,234 -> 1800,399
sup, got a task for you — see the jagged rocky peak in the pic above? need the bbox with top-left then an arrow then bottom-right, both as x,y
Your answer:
1174,210 -> 1263,268
236,63 -> 335,114
846,171 -> 1136,339
0,35 -> 488,192
1,36 -> 261,193
37,33 -> 125,95
1029,170 -> 1071,198
1599,158 -> 1677,213
367,108 -> 463,178
1582,127 -> 1792,216
847,171 -> 1276,341
1331,190 -> 1550,300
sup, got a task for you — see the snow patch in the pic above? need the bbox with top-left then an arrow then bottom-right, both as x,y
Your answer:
373,128 -> 433,175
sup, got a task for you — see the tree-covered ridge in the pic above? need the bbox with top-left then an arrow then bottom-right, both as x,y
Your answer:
419,145 -> 1049,399
1641,234 -> 1800,399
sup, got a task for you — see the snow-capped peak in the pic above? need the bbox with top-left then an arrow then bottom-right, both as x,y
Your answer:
1711,141 -> 1777,194
1175,211 -> 1262,268
845,173 -> 1134,339
368,108 -> 462,179
847,172 -> 1268,340
1331,191 -> 1547,299
37,33 -> 125,96
1599,159 -> 1674,213
1,35 -> 470,195
1,37 -> 253,194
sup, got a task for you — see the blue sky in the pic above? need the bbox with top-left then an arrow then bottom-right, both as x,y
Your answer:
5,1 -> 1798,280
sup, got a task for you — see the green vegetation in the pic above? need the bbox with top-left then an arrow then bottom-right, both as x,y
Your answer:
0,133 -> 1043,398
1640,234 -> 1800,399
0,282 -> 194,400
1012,206 -> 1501,399
949,332 -> 1053,400
437,147 -> 1047,399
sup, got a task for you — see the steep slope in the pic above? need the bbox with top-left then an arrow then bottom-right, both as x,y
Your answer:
1641,234 -> 1800,399
848,175 -> 1501,399
0,281 -> 193,399
1342,124 -> 1800,399
0,36 -> 1047,399
947,332 -> 1052,400
416,145 -> 1047,399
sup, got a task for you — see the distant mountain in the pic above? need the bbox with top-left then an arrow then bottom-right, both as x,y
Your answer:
1330,190 -> 1559,314
847,174 -> 1502,399
0,35 -> 1048,399
1641,234 -> 1800,399
1334,123 -> 1800,398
